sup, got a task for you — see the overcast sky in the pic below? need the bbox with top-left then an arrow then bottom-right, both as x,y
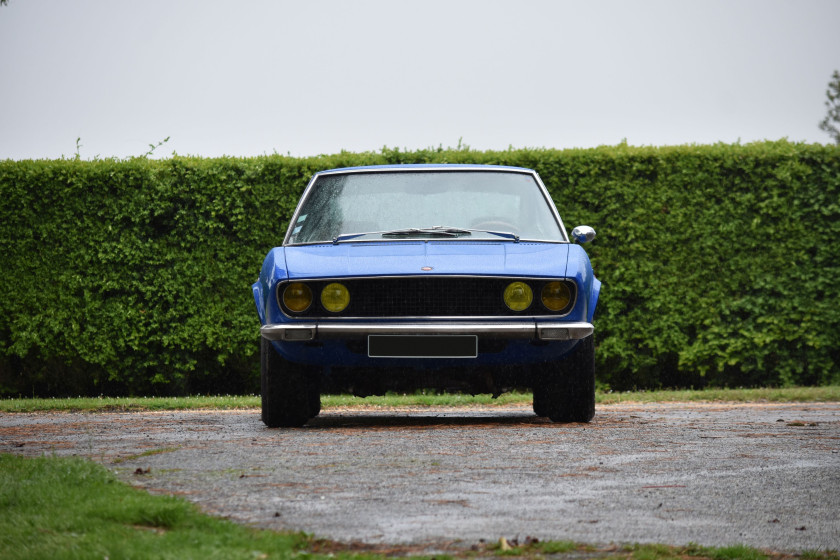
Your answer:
2,0 -> 839,160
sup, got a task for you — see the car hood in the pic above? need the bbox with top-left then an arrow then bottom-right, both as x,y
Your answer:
283,241 -> 570,279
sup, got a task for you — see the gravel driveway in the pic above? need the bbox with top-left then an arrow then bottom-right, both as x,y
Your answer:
2,402 -> 838,553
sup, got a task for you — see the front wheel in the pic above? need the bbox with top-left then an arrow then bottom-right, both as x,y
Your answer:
261,338 -> 319,428
532,335 -> 595,423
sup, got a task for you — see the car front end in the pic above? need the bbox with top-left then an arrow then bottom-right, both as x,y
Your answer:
252,165 -> 600,426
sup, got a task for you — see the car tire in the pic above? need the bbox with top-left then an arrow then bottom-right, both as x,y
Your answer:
309,387 -> 321,418
261,337 -> 319,428
532,335 -> 595,423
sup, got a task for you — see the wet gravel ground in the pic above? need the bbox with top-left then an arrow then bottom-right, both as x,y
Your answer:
1,402 -> 839,553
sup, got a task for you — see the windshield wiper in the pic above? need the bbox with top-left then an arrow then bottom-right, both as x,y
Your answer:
383,226 -> 520,242
463,228 -> 520,242
333,225 -> 519,244
332,228 -> 463,244
333,226 -> 468,244
332,231 -> 384,244
382,226 -> 469,238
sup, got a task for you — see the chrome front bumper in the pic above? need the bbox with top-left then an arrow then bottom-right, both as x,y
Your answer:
260,321 -> 594,342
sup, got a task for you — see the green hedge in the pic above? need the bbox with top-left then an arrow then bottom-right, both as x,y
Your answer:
1,141 -> 838,396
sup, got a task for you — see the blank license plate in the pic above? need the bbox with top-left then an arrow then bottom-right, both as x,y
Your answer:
368,335 -> 478,358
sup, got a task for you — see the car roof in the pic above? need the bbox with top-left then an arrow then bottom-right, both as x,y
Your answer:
316,163 -> 535,175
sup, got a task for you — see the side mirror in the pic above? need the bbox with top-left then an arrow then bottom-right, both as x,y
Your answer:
570,225 -> 596,244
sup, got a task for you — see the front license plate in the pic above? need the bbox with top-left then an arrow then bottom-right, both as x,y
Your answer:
368,335 -> 478,358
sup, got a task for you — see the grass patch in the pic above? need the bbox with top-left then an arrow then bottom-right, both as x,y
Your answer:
0,394 -> 260,413
596,386 -> 840,405
1,386 -> 838,413
0,453 -> 311,560
622,542 -> 760,560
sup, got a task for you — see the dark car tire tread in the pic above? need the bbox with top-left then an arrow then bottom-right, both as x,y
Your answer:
261,338 -> 319,428
532,335 -> 595,423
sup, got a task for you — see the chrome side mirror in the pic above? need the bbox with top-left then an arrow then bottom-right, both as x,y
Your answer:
570,225 -> 596,244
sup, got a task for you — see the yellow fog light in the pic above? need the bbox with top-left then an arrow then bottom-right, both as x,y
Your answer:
321,282 -> 350,313
503,281 -> 533,311
541,281 -> 572,312
283,282 -> 312,313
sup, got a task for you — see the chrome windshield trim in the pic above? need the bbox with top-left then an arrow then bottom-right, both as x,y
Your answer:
285,237 -> 566,247
531,171 -> 569,243
312,165 -> 537,177
281,167 -> 570,246
261,321 -> 593,341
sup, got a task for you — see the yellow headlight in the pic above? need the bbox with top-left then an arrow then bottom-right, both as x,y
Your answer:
283,282 -> 312,313
503,281 -> 533,311
541,281 -> 571,312
320,282 -> 350,313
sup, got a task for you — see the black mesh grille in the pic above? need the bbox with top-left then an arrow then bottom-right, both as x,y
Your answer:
279,277 -> 575,317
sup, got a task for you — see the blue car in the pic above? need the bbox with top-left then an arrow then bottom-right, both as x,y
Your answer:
252,164 -> 600,427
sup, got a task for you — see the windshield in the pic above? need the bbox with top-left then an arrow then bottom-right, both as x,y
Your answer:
285,170 -> 566,244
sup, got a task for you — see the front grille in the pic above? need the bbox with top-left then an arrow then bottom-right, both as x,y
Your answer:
278,276 -> 576,317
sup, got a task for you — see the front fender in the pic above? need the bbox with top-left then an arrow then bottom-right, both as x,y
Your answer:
565,244 -> 600,323
589,278 -> 601,323
252,282 -> 265,324
253,248 -> 289,326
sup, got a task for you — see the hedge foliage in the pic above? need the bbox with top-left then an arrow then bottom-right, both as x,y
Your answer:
1,141 -> 838,396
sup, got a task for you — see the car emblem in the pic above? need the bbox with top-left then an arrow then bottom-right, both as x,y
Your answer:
421,266 -> 433,271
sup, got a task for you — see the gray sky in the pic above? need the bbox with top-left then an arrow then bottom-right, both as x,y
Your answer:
2,0 -> 839,160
